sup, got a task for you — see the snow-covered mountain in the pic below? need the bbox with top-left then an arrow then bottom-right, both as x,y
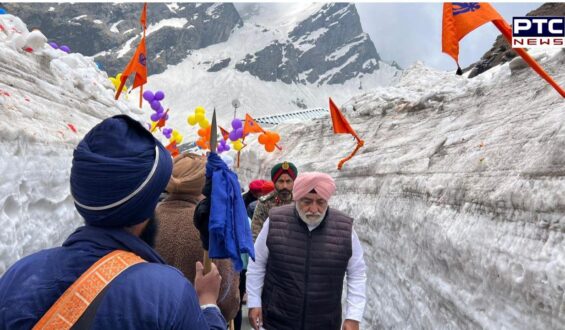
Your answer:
140,3 -> 399,136
4,7 -> 565,330
2,3 -> 243,75
2,3 -> 400,135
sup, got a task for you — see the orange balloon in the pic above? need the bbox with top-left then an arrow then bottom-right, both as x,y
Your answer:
271,132 -> 280,143
265,143 -> 275,152
258,133 -> 267,144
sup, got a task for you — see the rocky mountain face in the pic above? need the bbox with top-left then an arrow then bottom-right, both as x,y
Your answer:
1,3 -> 385,87
1,3 -> 242,75
235,3 -> 381,85
467,3 -> 565,78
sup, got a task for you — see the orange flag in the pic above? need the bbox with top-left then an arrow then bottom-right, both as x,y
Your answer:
115,36 -> 147,100
329,97 -> 361,140
442,3 -> 565,97
329,98 -> 364,170
442,3 -> 503,74
243,113 -> 265,135
140,3 -> 147,30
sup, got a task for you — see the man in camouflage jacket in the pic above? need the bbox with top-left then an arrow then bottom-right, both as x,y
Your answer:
251,161 -> 298,240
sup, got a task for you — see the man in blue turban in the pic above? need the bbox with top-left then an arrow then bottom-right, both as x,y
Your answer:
0,115 -> 226,329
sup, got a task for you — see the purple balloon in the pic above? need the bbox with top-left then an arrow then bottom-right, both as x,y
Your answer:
48,41 -> 58,49
154,91 -> 165,101
143,91 -> 154,102
150,113 -> 160,122
236,128 -> 243,139
156,106 -> 164,114
232,118 -> 243,130
59,45 -> 70,53
163,128 -> 172,139
229,130 -> 238,141
150,100 -> 161,111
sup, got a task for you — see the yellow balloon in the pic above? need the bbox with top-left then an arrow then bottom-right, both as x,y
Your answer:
116,73 -> 122,80
187,115 -> 197,126
195,106 -> 205,115
171,133 -> 183,144
199,119 -> 209,128
232,139 -> 244,151
195,113 -> 205,122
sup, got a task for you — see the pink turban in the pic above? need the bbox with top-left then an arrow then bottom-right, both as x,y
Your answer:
292,172 -> 336,201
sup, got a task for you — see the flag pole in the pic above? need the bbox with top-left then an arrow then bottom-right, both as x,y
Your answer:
140,15 -> 146,109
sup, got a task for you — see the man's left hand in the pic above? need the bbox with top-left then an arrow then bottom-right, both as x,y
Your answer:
342,319 -> 360,330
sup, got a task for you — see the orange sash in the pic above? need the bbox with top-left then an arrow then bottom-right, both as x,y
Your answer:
33,250 -> 146,330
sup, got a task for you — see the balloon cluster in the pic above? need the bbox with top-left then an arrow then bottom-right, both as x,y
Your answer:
258,131 -> 280,152
196,126 -> 211,150
169,129 -> 183,145
143,90 -> 168,122
228,118 -> 246,151
217,139 -> 230,153
162,127 -> 173,139
187,106 -> 210,129
109,73 -> 128,96
48,41 -> 70,53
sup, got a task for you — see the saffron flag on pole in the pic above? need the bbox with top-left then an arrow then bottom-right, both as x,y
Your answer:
329,98 -> 364,170
243,113 -> 265,135
442,3 -> 565,97
219,126 -> 230,141
442,3 -> 503,75
115,36 -> 147,100
140,3 -> 147,30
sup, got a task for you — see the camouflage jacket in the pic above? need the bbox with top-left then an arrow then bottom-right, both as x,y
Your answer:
251,190 -> 293,240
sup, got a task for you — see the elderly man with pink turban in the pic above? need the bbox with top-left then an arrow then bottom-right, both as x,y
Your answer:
246,172 -> 367,330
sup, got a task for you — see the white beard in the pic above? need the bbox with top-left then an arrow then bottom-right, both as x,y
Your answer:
297,206 -> 327,228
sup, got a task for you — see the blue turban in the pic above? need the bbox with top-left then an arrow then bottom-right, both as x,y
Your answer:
70,115 -> 172,227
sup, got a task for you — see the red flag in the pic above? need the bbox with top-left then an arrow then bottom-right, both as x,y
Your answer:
442,3 -> 503,73
219,126 -> 230,141
140,3 -> 147,30
115,36 -> 147,100
165,141 -> 179,157
329,98 -> 364,170
243,113 -> 264,135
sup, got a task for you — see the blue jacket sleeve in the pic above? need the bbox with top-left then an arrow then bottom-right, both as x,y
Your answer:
174,281 -> 227,329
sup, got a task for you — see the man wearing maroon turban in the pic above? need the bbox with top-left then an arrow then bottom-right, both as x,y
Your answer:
250,161 -> 298,240
247,172 -> 367,330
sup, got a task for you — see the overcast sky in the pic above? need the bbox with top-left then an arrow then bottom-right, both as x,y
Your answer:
356,3 -> 541,71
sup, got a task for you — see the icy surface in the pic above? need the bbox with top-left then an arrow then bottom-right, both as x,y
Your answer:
237,51 -> 565,329
0,14 -> 139,274
2,10 -> 565,330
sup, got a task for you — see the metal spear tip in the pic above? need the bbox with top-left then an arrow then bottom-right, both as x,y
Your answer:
210,108 -> 217,153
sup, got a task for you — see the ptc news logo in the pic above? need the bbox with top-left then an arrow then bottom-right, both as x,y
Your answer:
512,17 -> 565,48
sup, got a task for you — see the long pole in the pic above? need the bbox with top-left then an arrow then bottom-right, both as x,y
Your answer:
140,23 -> 146,109
493,19 -> 565,98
